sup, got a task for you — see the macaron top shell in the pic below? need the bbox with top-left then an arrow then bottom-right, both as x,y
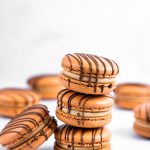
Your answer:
57,89 -> 114,112
0,104 -> 56,148
0,89 -> 40,107
116,83 -> 150,96
28,74 -> 60,87
62,53 -> 119,77
134,103 -> 150,122
55,124 -> 111,144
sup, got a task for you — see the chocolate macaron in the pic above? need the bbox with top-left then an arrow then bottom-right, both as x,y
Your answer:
0,104 -> 57,150
115,83 -> 150,109
28,74 -> 63,99
133,103 -> 150,138
60,53 -> 119,94
54,124 -> 111,150
56,89 -> 114,128
0,88 -> 40,117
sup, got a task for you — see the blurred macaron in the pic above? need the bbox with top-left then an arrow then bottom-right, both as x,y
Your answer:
115,83 -> 150,109
28,74 -> 64,100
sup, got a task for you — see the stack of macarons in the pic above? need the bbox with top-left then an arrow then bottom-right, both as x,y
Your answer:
55,53 -> 119,150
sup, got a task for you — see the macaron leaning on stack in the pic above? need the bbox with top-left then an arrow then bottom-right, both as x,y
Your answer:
55,53 -> 119,150
0,104 -> 57,150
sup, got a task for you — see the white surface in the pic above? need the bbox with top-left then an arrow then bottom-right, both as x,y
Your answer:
1,0 -> 150,85
0,101 -> 149,150
0,0 -> 150,149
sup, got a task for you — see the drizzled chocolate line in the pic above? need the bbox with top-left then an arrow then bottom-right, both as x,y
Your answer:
65,53 -> 118,93
59,125 -> 103,150
102,57 -> 114,75
100,127 -> 103,148
6,118 -> 39,127
78,95 -> 90,125
67,93 -> 80,113
74,53 -> 84,81
87,54 -> 100,93
145,104 -> 150,122
0,105 -> 51,149
92,129 -> 97,150
57,89 -> 72,110
79,53 -> 93,86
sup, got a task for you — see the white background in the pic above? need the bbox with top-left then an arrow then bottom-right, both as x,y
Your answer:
0,0 -> 150,149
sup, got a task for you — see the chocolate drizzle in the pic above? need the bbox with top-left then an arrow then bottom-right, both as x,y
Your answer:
58,125 -> 104,150
145,104 -> 150,122
65,53 -> 119,93
57,89 -> 90,125
0,104 -> 53,149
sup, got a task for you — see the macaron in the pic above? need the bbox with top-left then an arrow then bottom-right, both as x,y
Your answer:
0,104 -> 57,150
133,103 -> 150,138
0,88 -> 41,117
115,83 -> 150,109
60,53 -> 119,94
28,74 -> 63,99
56,89 -> 114,128
54,124 -> 111,150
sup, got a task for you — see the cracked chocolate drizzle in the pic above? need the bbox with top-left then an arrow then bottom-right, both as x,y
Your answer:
0,105 -> 55,149
65,53 -> 119,93
59,125 -> 103,150
57,89 -> 112,126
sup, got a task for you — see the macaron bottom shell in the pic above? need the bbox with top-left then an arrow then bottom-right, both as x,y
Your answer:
116,100 -> 139,110
56,109 -> 112,128
54,142 -> 111,150
133,121 -> 150,138
0,106 -> 27,117
35,86 -> 63,100
116,97 -> 150,110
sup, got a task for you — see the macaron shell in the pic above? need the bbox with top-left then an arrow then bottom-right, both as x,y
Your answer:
28,74 -> 64,99
115,83 -> 150,109
133,122 -> 150,138
60,74 -> 116,95
116,83 -> 150,95
62,53 -> 119,76
0,104 -> 57,150
0,89 -> 40,117
0,105 -> 49,145
54,125 -> 111,149
38,87 -> 62,100
116,100 -> 140,110
14,119 -> 57,150
28,74 -> 61,87
54,142 -> 111,150
0,89 -> 40,107
57,89 -> 114,112
134,103 -> 150,122
56,109 -> 112,128
0,107 -> 25,117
